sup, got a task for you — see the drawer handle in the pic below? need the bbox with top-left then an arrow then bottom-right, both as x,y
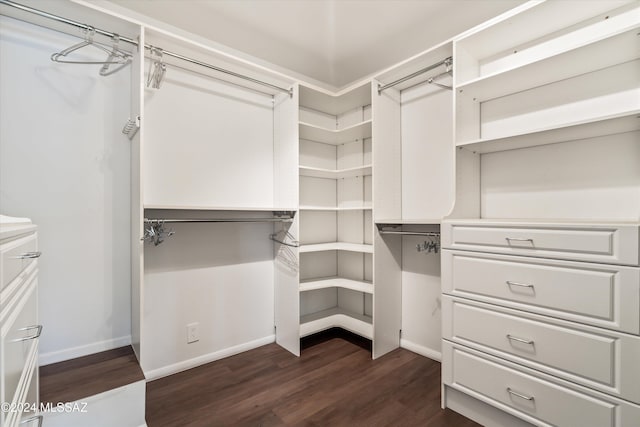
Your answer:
506,281 -> 534,289
506,334 -> 534,345
507,387 -> 535,401
505,237 -> 533,244
12,325 -> 43,342
20,415 -> 43,426
11,251 -> 42,259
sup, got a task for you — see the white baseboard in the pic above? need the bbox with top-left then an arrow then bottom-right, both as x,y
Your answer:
40,335 -> 132,366
400,339 -> 442,362
144,335 -> 276,381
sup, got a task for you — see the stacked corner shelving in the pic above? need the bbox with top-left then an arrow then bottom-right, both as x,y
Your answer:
297,83 -> 375,343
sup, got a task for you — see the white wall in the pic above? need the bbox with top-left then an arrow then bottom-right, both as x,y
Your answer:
142,220 -> 275,375
142,63 -> 274,209
0,16 -> 132,364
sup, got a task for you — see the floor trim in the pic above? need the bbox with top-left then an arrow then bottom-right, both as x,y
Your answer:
144,335 -> 276,381
40,335 -> 132,366
400,338 -> 442,362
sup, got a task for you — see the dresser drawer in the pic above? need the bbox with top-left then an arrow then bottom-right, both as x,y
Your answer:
443,342 -> 640,427
441,222 -> 639,265
442,250 -> 640,333
2,277 -> 39,411
1,233 -> 39,292
443,296 -> 640,402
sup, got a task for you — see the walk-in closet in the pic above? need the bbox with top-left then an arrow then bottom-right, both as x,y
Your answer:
1,0 -> 638,426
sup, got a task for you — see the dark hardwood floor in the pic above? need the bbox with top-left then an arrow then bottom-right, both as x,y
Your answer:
146,329 -> 480,427
40,346 -> 144,404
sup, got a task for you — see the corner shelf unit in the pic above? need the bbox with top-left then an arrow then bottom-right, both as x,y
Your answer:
295,82 -> 377,355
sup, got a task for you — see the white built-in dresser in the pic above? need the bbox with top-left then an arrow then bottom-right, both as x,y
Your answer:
1,216 -> 41,427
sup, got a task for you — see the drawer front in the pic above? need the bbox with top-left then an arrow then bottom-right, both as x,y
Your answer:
443,297 -> 640,401
442,250 -> 640,333
442,223 -> 639,265
444,343 -> 635,427
2,278 -> 39,409
1,233 -> 38,292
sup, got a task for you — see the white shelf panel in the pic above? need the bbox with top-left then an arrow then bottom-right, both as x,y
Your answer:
457,27 -> 640,102
299,83 -> 371,116
144,205 -> 297,212
300,206 -> 372,211
300,277 -> 373,294
299,165 -> 372,179
300,307 -> 373,339
299,242 -> 374,253
375,219 -> 442,225
457,110 -> 640,153
299,120 -> 372,145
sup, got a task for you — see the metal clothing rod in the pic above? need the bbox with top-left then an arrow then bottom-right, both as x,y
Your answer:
0,0 -> 293,96
378,56 -> 452,94
379,230 -> 440,237
145,218 -> 293,224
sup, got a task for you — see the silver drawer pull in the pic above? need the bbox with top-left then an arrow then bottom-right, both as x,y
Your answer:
507,387 -> 535,401
506,334 -> 534,345
20,415 -> 43,426
12,325 -> 43,342
506,280 -> 534,288
11,251 -> 42,259
505,237 -> 533,243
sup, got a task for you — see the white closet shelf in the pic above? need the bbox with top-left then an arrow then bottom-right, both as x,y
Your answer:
299,83 -> 371,116
299,165 -> 372,179
456,110 -> 640,153
300,206 -> 372,211
299,120 -> 372,145
144,205 -> 298,211
300,308 -> 373,339
456,27 -> 640,103
299,277 -> 373,294
376,219 -> 442,225
299,242 -> 374,253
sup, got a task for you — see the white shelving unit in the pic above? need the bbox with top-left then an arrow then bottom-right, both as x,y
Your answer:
295,83 -> 378,355
443,1 -> 640,426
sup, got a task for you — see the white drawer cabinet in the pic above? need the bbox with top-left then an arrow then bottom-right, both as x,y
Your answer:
1,233 -> 38,294
443,342 -> 640,427
1,220 -> 41,427
443,296 -> 640,402
441,220 -> 640,425
442,250 -> 640,334
441,221 -> 639,265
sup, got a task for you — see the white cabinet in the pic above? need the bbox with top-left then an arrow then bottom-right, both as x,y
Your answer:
1,219 -> 41,427
443,1 -> 640,425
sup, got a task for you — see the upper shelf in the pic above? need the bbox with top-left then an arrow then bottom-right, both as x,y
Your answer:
456,27 -> 640,103
299,83 -> 371,116
299,120 -> 372,145
457,110 -> 640,154
300,277 -> 373,294
299,165 -> 372,179
299,242 -> 374,254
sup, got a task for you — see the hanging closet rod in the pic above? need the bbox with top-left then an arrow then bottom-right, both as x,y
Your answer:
0,0 -> 293,96
378,56 -> 452,94
144,217 -> 294,224
378,230 -> 440,237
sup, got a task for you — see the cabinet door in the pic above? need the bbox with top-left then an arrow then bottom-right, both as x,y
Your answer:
2,277 -> 38,409
442,250 -> 640,333
441,222 -> 639,265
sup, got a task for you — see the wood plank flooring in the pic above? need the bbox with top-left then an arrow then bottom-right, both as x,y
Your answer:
40,346 -> 145,404
146,329 -> 480,426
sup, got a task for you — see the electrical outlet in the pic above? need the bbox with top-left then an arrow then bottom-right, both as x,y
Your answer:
187,322 -> 199,343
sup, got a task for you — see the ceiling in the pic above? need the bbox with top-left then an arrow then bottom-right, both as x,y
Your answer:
107,0 -> 525,88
